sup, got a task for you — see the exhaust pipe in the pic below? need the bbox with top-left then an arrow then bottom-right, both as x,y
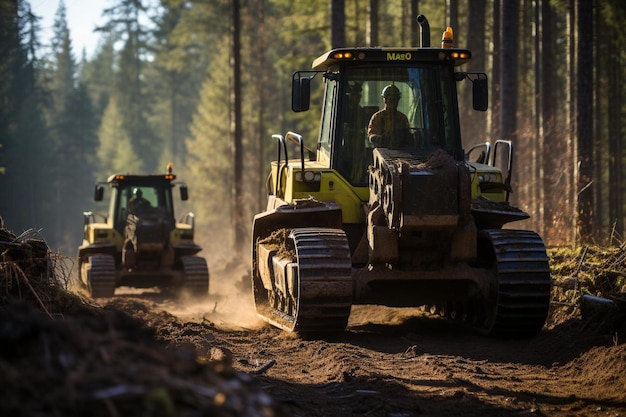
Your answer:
417,15 -> 430,47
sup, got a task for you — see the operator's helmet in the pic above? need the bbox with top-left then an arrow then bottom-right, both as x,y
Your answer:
132,188 -> 142,198
381,84 -> 401,100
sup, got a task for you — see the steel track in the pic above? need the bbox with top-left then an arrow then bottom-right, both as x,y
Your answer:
255,228 -> 353,333
87,254 -> 117,298
479,229 -> 552,336
181,256 -> 210,297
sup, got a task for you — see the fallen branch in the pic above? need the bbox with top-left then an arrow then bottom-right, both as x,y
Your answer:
252,359 -> 276,375
2,261 -> 53,319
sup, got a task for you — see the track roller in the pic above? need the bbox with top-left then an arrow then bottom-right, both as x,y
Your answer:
83,254 -> 116,298
474,229 -> 552,337
180,256 -> 210,298
253,228 -> 353,333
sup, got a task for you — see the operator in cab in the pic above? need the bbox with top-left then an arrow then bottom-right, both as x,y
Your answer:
128,188 -> 151,214
368,84 -> 411,148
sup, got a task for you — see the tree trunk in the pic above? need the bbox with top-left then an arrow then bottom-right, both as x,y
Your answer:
592,4 -> 604,240
576,0 -> 594,242
253,0 -> 267,213
331,0 -> 346,48
539,0 -> 557,240
232,0 -> 245,252
499,0 -> 518,141
567,0 -> 577,243
462,0 -> 486,145
608,20 -> 624,241
490,0 -> 501,139
532,0 -> 543,236
367,0 -> 378,46
445,0 -> 458,39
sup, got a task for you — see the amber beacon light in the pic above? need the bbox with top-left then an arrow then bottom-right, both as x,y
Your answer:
442,26 -> 453,48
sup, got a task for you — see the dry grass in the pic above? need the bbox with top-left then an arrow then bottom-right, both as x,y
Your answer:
0,227 -> 93,317
549,245 -> 626,299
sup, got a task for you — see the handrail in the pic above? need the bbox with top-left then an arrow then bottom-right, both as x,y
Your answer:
83,211 -> 108,225
178,212 -> 195,228
492,139 -> 514,202
466,142 -> 491,164
271,134 -> 288,198
271,131 -> 313,197
285,131 -> 305,175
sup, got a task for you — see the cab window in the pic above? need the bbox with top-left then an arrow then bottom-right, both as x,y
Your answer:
318,76 -> 337,166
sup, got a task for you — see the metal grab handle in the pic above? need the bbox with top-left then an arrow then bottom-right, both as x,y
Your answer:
492,139 -> 514,202
285,131 -> 305,175
271,134 -> 288,198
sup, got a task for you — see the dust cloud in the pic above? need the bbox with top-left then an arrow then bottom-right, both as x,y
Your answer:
167,257 -> 265,330
348,305 -> 427,327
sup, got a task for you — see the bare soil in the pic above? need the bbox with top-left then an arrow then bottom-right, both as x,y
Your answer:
1,239 -> 626,417
133,272 -> 626,417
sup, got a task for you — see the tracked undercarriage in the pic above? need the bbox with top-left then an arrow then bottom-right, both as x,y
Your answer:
253,215 -> 550,337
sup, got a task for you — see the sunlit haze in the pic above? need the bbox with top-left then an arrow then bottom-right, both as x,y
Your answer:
30,0 -> 109,59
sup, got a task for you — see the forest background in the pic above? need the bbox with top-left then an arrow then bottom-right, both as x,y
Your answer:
0,0 -> 624,263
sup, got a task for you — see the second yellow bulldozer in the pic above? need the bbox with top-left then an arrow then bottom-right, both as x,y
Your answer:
78,165 -> 209,298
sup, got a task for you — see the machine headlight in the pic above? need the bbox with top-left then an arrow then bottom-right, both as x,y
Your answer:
295,171 -> 322,182
478,173 -> 498,183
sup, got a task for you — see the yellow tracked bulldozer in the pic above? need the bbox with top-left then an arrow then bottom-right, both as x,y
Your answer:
251,15 -> 551,337
78,164 -> 209,298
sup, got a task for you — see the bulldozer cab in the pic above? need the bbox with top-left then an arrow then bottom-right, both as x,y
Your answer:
102,176 -> 178,236
321,65 -> 465,186
293,33 -> 487,187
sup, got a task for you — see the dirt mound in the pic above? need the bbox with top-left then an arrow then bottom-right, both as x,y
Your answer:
560,343 -> 626,400
0,226 -> 285,417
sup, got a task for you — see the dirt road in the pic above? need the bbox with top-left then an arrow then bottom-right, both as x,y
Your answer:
1,247 -> 625,417
109,270 -> 626,417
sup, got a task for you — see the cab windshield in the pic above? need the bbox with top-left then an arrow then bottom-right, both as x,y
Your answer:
110,184 -> 174,233
333,64 -> 461,185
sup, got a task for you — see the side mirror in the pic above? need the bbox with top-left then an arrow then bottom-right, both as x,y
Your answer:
94,185 -> 104,201
292,74 -> 311,112
472,76 -> 488,111
180,185 -> 189,201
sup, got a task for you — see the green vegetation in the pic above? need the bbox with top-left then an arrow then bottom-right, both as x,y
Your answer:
549,246 -> 626,299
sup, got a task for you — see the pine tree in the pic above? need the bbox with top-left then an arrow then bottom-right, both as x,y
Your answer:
79,35 -> 116,121
37,0 -> 101,252
97,96 -> 143,177
99,0 -> 157,171
0,0 -> 52,234
147,0 -> 212,170
185,38 -> 232,253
